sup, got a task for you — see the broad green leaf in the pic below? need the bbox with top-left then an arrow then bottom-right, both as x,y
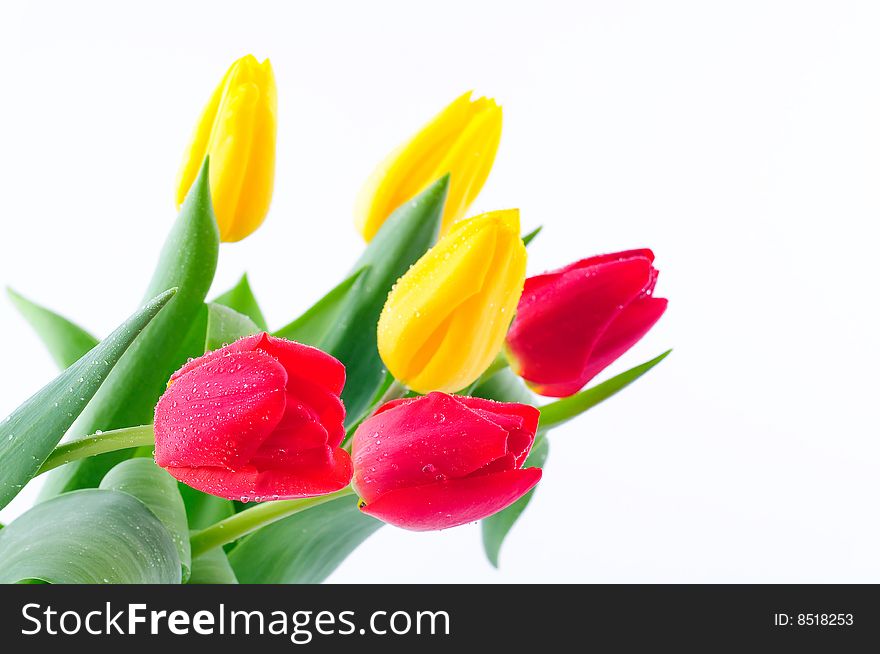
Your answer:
189,548 -> 239,584
6,288 -> 99,369
538,350 -> 672,430
471,367 -> 537,406
228,494 -> 382,584
100,458 -> 191,582
205,303 -> 260,352
40,160 -> 220,498
178,478 -> 237,582
522,225 -> 543,246
321,177 -> 448,423
273,267 -> 368,346
178,482 -> 234,530
0,289 -> 176,510
481,436 -> 549,568
0,489 -> 181,584
212,273 -> 267,331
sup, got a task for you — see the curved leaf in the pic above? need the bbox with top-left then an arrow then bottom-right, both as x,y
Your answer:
40,159 -> 220,497
228,494 -> 382,584
481,436 -> 549,567
274,267 -> 368,346
471,367 -> 537,406
6,288 -> 99,369
0,288 -> 176,510
205,303 -> 260,352
212,273 -> 267,331
100,458 -> 191,582
178,482 -> 235,531
0,489 -> 181,584
538,350 -> 672,430
321,177 -> 448,423
521,226 -> 543,247
189,548 -> 238,584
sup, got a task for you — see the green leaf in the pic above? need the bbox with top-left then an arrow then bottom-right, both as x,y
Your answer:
538,350 -> 672,430
481,436 -> 549,568
212,273 -> 267,331
205,303 -> 261,352
321,177 -> 448,423
273,267 -> 368,346
0,489 -> 181,584
40,160 -> 220,498
471,368 -> 537,406
228,494 -> 382,584
188,548 -> 238,584
6,288 -> 99,369
177,463 -> 237,586
100,458 -> 191,582
178,481 -> 235,530
0,289 -> 176,510
522,225 -> 543,246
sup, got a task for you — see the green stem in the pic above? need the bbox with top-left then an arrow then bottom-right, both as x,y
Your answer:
190,486 -> 356,558
37,424 -> 155,475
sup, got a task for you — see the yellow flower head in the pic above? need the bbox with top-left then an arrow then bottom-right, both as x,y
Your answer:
356,92 -> 502,242
378,209 -> 526,393
176,55 -> 277,242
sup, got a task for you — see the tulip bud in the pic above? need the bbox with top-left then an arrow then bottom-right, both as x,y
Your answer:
377,209 -> 527,393
355,91 -> 502,241
352,392 -> 541,531
506,249 -> 668,397
176,55 -> 277,243
154,333 -> 352,501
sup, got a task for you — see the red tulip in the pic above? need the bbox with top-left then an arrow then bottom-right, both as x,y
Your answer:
352,392 -> 541,531
154,333 -> 352,501
505,249 -> 667,397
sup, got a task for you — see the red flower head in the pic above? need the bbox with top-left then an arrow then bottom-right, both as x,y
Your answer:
505,249 -> 668,397
352,392 -> 541,531
154,333 -> 352,501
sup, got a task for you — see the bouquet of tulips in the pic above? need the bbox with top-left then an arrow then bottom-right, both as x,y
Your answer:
0,55 -> 669,584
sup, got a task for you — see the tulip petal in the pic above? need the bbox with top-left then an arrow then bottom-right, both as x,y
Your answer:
169,332 -> 265,383
258,333 -> 346,395
574,296 -> 668,390
208,81 -> 260,241
409,211 -> 525,392
360,467 -> 542,531
249,398 -> 331,466
517,249 -> 655,316
355,91 -> 494,241
456,396 -> 539,466
165,448 -> 353,502
154,350 -> 287,470
379,218 -> 497,386
223,59 -> 277,243
507,256 -> 654,391
352,393 -> 510,501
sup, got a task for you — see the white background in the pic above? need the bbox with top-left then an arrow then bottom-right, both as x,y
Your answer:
1,1 -> 878,583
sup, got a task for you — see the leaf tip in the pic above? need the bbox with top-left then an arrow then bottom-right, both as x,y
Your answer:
522,225 -> 543,247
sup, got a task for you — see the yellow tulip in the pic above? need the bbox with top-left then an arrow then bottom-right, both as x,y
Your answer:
176,55 -> 277,242
378,209 -> 526,393
355,92 -> 502,242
